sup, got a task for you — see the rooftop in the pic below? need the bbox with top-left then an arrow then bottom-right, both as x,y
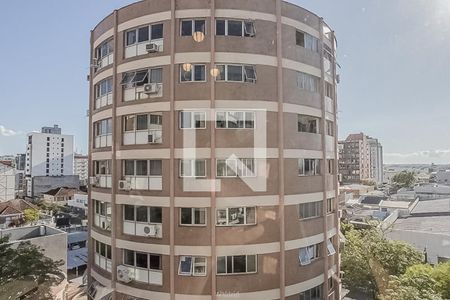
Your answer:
0,199 -> 38,216
0,225 -> 65,241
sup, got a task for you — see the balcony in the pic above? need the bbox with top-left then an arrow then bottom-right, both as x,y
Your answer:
94,175 -> 112,189
121,176 -> 162,191
123,129 -> 162,145
123,222 -> 162,238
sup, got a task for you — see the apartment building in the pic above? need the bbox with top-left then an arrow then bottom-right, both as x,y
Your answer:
339,133 -> 383,185
0,162 -> 16,202
88,1 -> 339,299
75,154 -> 89,185
25,125 -> 74,197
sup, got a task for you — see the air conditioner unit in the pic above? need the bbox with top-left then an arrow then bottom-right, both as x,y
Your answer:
118,180 -> 131,191
117,265 -> 134,283
143,83 -> 159,95
89,176 -> 99,186
146,43 -> 159,53
143,224 -> 158,237
101,219 -> 111,230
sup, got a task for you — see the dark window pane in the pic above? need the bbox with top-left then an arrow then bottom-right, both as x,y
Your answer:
181,20 -> 192,36
124,205 -> 135,221
150,68 -> 163,83
296,31 -> 305,46
233,255 -> 246,273
124,250 -> 135,266
150,207 -> 162,223
216,20 -> 225,35
135,160 -> 148,176
226,256 -> 233,273
106,245 -> 112,259
136,206 -> 148,222
194,20 -> 206,33
194,65 -> 205,81
150,160 -> 162,176
138,26 -> 149,42
217,256 -> 226,273
136,252 -> 148,268
180,208 -> 192,224
124,160 -> 135,176
136,115 -> 148,130
126,30 -> 136,46
150,255 -> 161,270
151,24 -> 163,39
228,65 -> 243,81
228,20 -> 242,36
100,243 -> 106,256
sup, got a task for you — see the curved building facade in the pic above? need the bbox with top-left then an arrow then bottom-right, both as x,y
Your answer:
87,0 -> 339,299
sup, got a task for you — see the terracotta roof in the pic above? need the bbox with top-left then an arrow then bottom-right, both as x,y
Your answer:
43,187 -> 80,197
0,199 -> 38,215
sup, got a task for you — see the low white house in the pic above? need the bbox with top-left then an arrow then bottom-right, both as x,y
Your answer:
0,162 -> 16,202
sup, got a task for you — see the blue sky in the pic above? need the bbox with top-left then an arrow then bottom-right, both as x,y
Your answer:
1,0 -> 450,164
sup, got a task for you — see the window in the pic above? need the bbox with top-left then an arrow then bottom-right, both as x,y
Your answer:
179,159 -> 206,177
215,111 -> 254,129
300,284 -> 323,300
216,158 -> 256,177
123,205 -> 162,224
217,255 -> 257,274
95,77 -> 113,99
180,208 -> 206,226
298,201 -> 322,219
179,111 -> 206,129
123,249 -> 162,270
327,239 -> 336,255
123,113 -> 162,131
297,72 -> 319,93
95,39 -> 114,59
120,68 -> 162,88
123,160 -> 162,176
215,65 -> 257,83
327,198 -> 334,214
296,30 -> 319,52
178,256 -> 207,276
216,207 -> 256,226
325,82 -> 334,99
327,159 -> 335,174
180,64 -> 206,82
125,23 -> 164,46
181,19 -> 206,36
94,119 -> 112,137
94,240 -> 112,270
298,115 -> 319,134
216,20 -> 255,37
299,244 -> 320,266
298,159 -> 320,176
326,120 -> 334,136
94,160 -> 111,175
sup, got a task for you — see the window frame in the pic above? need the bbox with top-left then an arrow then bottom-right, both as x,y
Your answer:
297,71 -> 320,93
179,207 -> 207,226
123,249 -> 162,271
216,255 -> 257,275
295,30 -> 319,52
95,77 -> 113,99
216,158 -> 256,178
179,111 -> 207,129
180,19 -> 207,37
298,201 -> 323,220
299,243 -> 321,266
122,160 -> 163,177
215,111 -> 255,129
216,206 -> 257,226
215,64 -> 257,83
297,114 -> 320,134
179,159 -> 207,178
123,205 -> 162,224
178,256 -> 207,277
125,23 -> 164,47
179,64 -> 207,82
215,19 -> 256,37
298,159 -> 321,176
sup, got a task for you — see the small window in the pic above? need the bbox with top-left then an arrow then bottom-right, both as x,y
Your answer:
299,201 -> 322,219
216,20 -> 226,35
151,24 -> 164,40
180,159 -> 206,177
178,256 -> 207,276
180,64 -> 206,82
215,111 -> 255,129
227,20 -> 243,36
216,207 -> 256,226
181,19 -> 206,36
180,208 -> 206,226
298,159 -> 320,176
244,20 -> 256,37
217,255 -> 257,275
126,30 -> 137,46
179,111 -> 206,129
243,65 -> 257,82
296,30 -> 318,52
136,115 -> 148,130
327,198 -> 334,214
297,72 -> 319,93
227,65 -> 243,81
298,115 -> 319,134
299,244 -> 320,266
326,120 -> 334,136
138,26 -> 149,43
327,239 -> 336,255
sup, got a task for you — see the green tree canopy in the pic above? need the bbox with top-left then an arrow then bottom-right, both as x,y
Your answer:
0,236 -> 65,299
392,171 -> 416,188
23,208 -> 40,223
341,224 -> 423,297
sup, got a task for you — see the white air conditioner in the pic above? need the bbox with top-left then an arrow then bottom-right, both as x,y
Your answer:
117,265 -> 134,283
146,43 -> 159,53
89,176 -> 99,186
118,180 -> 131,191
143,83 -> 159,95
143,224 -> 158,237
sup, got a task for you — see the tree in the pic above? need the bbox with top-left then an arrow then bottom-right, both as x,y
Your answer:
430,261 -> 450,299
341,224 -> 423,297
392,171 -> 416,189
23,208 -> 40,223
0,236 -> 64,299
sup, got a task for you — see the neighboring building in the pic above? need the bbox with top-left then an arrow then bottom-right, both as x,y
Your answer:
0,225 -> 68,299
0,162 -> 16,202
27,175 -> 80,199
74,154 -> 89,186
87,1 -> 340,299
15,153 -> 26,171
67,230 -> 88,277
25,125 -> 74,197
43,187 -> 86,205
387,198 -> 450,264
435,170 -> 450,185
0,199 -> 52,229
67,192 -> 88,213
0,155 -> 16,167
339,133 -> 383,184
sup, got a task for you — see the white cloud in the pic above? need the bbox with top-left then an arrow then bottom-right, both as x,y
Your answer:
0,125 -> 21,137
385,149 -> 450,164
